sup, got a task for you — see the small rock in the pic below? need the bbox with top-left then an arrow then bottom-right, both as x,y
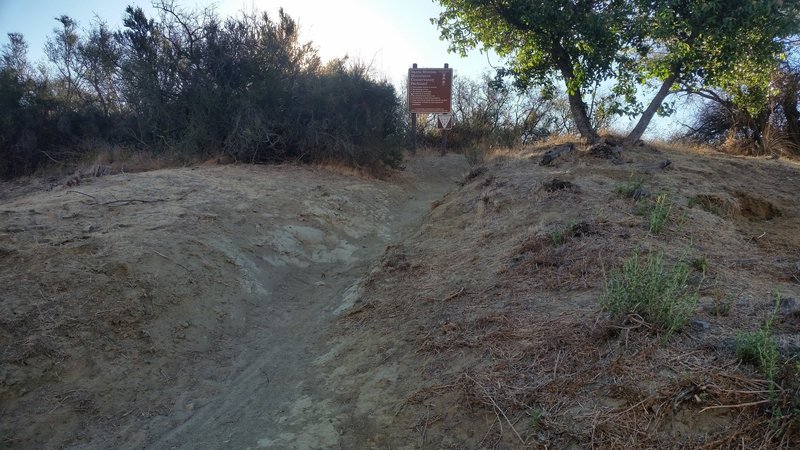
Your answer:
539,144 -> 574,166
180,321 -> 190,329
83,223 -> 96,233
588,142 -> 622,160
779,297 -> 800,317
698,296 -> 716,313
632,186 -> 651,200
691,320 -> 711,331
543,179 -> 575,192
140,330 -> 151,338
776,335 -> 800,356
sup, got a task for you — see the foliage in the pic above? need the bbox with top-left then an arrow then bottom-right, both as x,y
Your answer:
736,293 -> 781,383
0,4 -> 404,179
614,178 -> 645,198
686,64 -> 800,157
435,0 -> 631,142
408,73 -> 560,151
649,193 -> 672,234
434,0 -> 800,143
602,251 -> 699,337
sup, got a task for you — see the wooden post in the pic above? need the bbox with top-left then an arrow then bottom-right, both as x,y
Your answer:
441,63 -> 449,156
410,63 -> 417,155
411,112 -> 417,155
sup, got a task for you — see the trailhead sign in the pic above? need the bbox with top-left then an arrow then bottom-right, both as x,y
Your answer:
408,67 -> 453,113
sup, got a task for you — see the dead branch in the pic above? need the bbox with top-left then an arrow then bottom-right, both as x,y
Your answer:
699,399 -> 772,413
67,190 -> 98,202
154,250 -> 191,272
466,374 -> 526,445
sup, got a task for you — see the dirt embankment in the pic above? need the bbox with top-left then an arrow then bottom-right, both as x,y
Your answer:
2,142 -> 800,449
0,155 -> 466,449
306,144 -> 800,448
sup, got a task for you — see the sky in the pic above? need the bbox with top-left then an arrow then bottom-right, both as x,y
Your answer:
0,0 -> 684,137
0,0 -> 497,86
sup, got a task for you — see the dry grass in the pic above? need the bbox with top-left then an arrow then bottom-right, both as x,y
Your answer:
337,138 -> 800,448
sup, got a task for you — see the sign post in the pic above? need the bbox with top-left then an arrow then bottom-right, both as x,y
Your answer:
408,63 -> 453,155
436,113 -> 453,156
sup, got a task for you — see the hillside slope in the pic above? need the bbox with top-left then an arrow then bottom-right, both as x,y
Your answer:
0,155 -> 466,448
1,143 -> 799,448
309,143 -> 800,448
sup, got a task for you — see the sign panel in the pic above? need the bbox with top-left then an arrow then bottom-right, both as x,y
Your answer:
436,113 -> 453,130
408,67 -> 453,113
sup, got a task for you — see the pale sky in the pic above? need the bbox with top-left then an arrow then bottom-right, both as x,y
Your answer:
0,0 -> 683,137
0,0 -> 498,86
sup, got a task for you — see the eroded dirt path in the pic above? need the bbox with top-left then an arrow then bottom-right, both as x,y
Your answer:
0,154 -> 466,449
151,156 -> 466,449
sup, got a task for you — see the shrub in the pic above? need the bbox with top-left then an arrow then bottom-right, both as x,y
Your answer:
736,293 -> 781,382
649,193 -> 672,234
1,6 -> 405,179
614,178 -> 644,198
602,251 -> 699,337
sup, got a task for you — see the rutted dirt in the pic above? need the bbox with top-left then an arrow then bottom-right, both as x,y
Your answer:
0,154 -> 466,449
3,142 -> 800,449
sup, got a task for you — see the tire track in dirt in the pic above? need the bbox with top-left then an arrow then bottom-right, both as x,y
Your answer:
147,155 -> 466,449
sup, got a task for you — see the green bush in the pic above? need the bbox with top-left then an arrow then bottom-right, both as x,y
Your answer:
614,178 -> 644,198
602,251 -> 699,337
736,293 -> 781,381
1,6 -> 405,179
649,193 -> 673,234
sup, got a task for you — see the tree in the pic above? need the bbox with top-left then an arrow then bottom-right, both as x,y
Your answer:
449,73 -> 557,147
1,33 -> 29,80
78,21 -> 122,115
686,62 -> 800,157
2,5 -> 405,177
434,0 -> 800,144
624,0 -> 800,144
45,15 -> 84,109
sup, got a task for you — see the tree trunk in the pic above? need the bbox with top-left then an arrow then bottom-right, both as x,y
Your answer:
567,90 -> 598,143
625,70 -> 679,145
551,41 -> 599,143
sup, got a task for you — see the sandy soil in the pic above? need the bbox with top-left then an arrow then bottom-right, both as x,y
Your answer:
2,142 -> 800,449
0,154 -> 466,449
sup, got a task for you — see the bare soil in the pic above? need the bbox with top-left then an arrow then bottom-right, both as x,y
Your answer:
0,154 -> 465,449
2,143 -> 800,449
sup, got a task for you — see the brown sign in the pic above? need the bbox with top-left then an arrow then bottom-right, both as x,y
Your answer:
408,67 -> 452,113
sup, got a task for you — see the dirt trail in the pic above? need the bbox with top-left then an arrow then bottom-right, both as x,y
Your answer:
5,142 -> 799,449
0,154 -> 466,449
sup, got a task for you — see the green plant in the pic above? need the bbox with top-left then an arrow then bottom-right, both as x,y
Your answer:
692,255 -> 708,275
714,295 -> 733,317
687,196 -> 698,209
528,408 -> 543,429
614,178 -> 645,198
550,220 -> 582,246
602,250 -> 699,337
736,292 -> 781,383
633,199 -> 650,216
550,229 -> 566,246
649,193 -> 672,233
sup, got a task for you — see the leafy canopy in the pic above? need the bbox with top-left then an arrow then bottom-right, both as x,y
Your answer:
434,0 -> 800,141
436,0 -> 633,95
